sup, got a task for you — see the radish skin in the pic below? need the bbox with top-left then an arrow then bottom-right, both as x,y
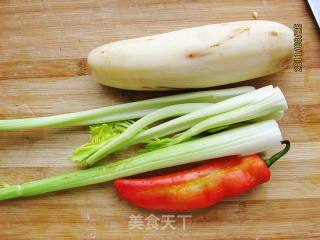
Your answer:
88,20 -> 293,90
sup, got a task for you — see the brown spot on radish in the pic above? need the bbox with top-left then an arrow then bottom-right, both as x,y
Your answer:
228,26 -> 250,39
187,51 -> 211,59
270,31 -> 278,36
232,26 -> 250,34
210,43 -> 220,48
187,42 -> 222,59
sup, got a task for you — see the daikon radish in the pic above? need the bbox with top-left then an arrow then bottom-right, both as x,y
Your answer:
88,20 -> 293,90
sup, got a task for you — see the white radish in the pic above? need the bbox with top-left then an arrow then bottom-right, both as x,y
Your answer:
88,20 -> 293,90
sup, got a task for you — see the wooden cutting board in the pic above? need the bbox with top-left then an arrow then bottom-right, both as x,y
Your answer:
0,0 -> 319,239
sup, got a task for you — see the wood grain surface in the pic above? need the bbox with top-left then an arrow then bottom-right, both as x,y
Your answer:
0,0 -> 320,239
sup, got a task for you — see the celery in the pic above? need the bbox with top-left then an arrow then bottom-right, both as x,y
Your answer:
0,87 -> 253,131
75,86 -> 287,166
146,87 -> 287,149
70,121 -> 135,163
72,103 -> 212,164
0,120 -> 282,201
133,86 -> 276,142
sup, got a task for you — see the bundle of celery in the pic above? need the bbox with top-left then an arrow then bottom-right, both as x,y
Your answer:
72,85 -> 287,166
0,86 -> 288,201
0,120 -> 283,200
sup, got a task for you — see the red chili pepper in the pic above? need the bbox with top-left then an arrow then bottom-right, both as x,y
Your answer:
114,141 -> 290,211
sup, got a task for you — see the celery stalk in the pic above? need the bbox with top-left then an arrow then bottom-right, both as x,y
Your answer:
151,87 -> 287,147
132,85 -> 276,142
72,103 -> 212,164
0,120 -> 282,201
0,87 -> 253,131
76,86 -> 287,166
254,111 -> 284,121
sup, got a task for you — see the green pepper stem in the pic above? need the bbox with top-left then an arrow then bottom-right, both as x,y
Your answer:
265,140 -> 290,167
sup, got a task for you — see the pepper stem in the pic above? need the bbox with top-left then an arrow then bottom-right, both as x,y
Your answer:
265,140 -> 291,167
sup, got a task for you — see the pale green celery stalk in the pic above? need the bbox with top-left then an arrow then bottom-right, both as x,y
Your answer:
72,103 -> 213,165
204,110 -> 284,134
76,109 -> 156,125
253,111 -> 284,122
0,120 -> 282,201
154,87 -> 287,147
0,87 -> 254,131
131,85 -> 275,143
80,86 -> 278,165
